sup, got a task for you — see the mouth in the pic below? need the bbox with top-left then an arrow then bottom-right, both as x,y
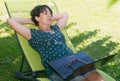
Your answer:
47,19 -> 52,22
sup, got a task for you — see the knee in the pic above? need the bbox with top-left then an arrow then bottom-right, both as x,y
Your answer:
87,72 -> 105,81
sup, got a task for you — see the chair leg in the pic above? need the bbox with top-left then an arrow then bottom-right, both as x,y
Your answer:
20,54 -> 25,72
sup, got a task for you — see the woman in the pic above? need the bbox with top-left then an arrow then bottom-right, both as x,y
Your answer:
7,5 -> 104,81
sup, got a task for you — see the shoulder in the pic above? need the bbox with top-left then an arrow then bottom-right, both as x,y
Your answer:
30,28 -> 43,35
29,28 -> 43,40
52,24 -> 60,31
30,29 -> 38,36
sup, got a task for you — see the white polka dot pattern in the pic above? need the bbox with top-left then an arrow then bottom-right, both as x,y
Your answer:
28,24 -> 73,76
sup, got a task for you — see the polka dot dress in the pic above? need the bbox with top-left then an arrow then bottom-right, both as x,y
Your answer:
28,24 -> 73,76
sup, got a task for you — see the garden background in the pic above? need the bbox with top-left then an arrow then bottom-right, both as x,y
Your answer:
0,0 -> 120,81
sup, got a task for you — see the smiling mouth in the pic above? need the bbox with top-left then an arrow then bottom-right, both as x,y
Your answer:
47,19 -> 52,21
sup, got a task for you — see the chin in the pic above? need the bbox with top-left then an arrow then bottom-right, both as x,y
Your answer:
47,23 -> 51,25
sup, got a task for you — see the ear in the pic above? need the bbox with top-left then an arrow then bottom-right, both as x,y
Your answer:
35,16 -> 39,21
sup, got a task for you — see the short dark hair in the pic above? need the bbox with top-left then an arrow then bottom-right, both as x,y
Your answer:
30,5 -> 53,26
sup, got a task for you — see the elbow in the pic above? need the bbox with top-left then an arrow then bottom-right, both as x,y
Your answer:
6,18 -> 12,24
63,12 -> 69,18
6,18 -> 10,23
6,18 -> 15,29
6,18 -> 15,26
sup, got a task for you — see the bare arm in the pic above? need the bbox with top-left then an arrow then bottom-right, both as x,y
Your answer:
7,18 -> 34,40
52,12 -> 68,31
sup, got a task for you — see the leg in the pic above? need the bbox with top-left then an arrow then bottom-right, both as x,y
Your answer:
70,75 -> 86,81
70,70 -> 105,81
49,72 -> 64,81
83,71 -> 105,81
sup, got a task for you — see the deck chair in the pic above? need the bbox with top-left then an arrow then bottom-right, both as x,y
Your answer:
5,1 -> 116,81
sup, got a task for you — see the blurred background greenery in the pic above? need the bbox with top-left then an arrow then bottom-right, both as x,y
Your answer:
0,0 -> 120,81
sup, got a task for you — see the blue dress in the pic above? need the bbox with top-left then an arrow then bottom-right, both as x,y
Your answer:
28,24 -> 73,76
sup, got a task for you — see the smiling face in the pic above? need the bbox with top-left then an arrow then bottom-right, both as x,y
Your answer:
35,7 -> 53,30
30,5 -> 53,27
37,8 -> 52,25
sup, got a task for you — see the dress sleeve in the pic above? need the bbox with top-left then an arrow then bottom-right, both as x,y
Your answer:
28,29 -> 39,48
52,24 -> 60,31
28,29 -> 37,41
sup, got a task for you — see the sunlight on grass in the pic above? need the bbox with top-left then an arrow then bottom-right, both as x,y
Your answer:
1,0 -> 120,80
0,28 -> 11,38
0,21 -> 14,38
108,61 -> 116,66
13,58 -> 20,64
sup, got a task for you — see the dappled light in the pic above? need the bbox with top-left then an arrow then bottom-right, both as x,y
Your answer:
0,0 -> 120,81
68,28 -> 119,59
0,21 -> 14,38
13,58 -> 21,64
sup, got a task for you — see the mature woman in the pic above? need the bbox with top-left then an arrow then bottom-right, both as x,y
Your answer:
7,5 -> 104,81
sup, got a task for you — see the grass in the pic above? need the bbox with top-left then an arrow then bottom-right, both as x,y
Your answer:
0,21 -> 22,81
0,0 -> 120,81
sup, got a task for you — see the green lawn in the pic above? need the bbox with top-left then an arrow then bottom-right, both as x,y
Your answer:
0,0 -> 120,81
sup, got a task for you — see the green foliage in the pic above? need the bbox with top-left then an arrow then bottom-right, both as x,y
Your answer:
1,0 -> 120,81
0,21 -> 22,81
107,0 -> 119,8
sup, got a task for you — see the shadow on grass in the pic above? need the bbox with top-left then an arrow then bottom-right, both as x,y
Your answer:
65,22 -> 120,58
65,22 -> 77,29
81,36 -> 119,59
70,28 -> 119,58
0,21 -> 38,81
101,52 -> 120,81
1,21 -> 120,80
71,29 -> 100,48
69,28 -> 120,80
0,21 -> 22,81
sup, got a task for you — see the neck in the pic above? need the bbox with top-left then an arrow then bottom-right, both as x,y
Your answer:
39,25 -> 55,34
39,23 -> 51,29
39,25 -> 52,32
